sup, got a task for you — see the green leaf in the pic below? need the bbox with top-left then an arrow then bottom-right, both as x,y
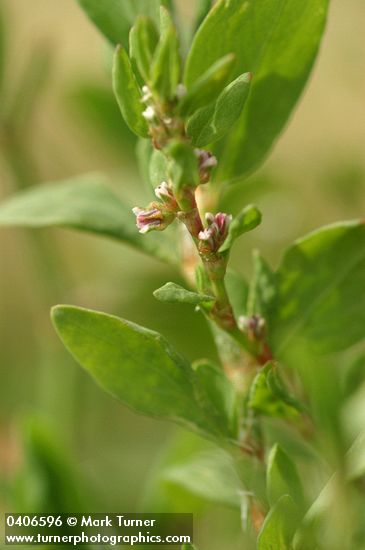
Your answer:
195,264 -> 211,296
192,360 -> 238,439
267,444 -> 305,510
149,149 -> 169,188
150,7 -> 181,100
6,43 -> 52,130
51,306 -> 223,438
185,0 -> 330,180
266,369 -> 305,415
258,495 -> 297,550
14,418 -> 86,513
179,53 -> 235,116
129,16 -> 159,82
66,81 -> 137,151
270,221 -> 365,358
136,138 -> 154,187
0,175 -> 177,263
167,140 -> 200,197
112,45 -> 149,138
342,354 -> 365,400
292,429 -> 365,549
153,282 -> 214,305
182,544 -> 198,550
248,363 -> 300,420
162,448 -> 242,508
219,204 -> 261,253
76,0 -> 163,47
187,72 -> 252,147
193,0 -> 213,32
247,250 -> 276,320
346,432 -> 365,482
225,268 -> 249,320
292,470 -> 350,550
343,382 -> 365,479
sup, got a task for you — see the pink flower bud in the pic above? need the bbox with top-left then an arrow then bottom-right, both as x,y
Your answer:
238,315 -> 267,341
198,212 -> 232,253
194,149 -> 218,183
154,182 -> 178,210
132,202 -> 175,234
198,226 -> 216,250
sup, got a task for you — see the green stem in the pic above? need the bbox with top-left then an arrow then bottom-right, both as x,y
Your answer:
176,188 -> 259,362
211,277 -> 230,309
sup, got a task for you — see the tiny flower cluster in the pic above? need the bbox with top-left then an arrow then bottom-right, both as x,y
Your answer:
238,315 -> 267,341
154,181 -> 178,208
133,182 -> 178,234
195,148 -> 217,184
141,84 -> 187,149
141,85 -> 156,123
198,212 -> 232,254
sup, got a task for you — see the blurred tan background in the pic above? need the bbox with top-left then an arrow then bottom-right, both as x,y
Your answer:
0,0 -> 364,548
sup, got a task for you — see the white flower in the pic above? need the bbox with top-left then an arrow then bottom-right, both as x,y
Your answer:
142,106 -> 156,121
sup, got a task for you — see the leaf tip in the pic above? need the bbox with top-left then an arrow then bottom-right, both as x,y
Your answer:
114,43 -> 124,59
51,304 -> 70,326
51,304 -> 82,332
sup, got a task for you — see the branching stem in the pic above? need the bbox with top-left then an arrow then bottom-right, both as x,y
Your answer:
174,185 -> 264,363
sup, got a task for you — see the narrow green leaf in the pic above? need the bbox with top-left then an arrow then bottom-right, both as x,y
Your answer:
159,4 -> 174,35
193,0 -> 213,32
193,361 -> 238,439
185,0 -> 330,180
179,54 -> 235,117
0,176 -> 177,263
271,221 -> 365,358
129,16 -> 159,82
167,140 -> 200,195
150,7 -> 181,100
15,419 -> 86,513
195,264 -> 211,296
182,544 -> 198,550
258,495 -> 297,550
149,149 -> 169,188
225,268 -> 249,320
267,444 -> 305,510
208,323 -> 246,386
153,282 -> 214,305
342,354 -> 365,400
163,448 -> 242,508
7,43 -> 52,130
219,204 -> 261,253
292,469 -> 350,550
248,363 -> 300,420
66,81 -> 137,150
187,72 -> 252,147
266,369 -> 305,415
112,45 -> 149,138
247,250 -> 276,320
293,428 -> 365,549
76,0 -> 162,47
51,306 -> 219,437
136,138 -> 154,188
343,384 -> 365,479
